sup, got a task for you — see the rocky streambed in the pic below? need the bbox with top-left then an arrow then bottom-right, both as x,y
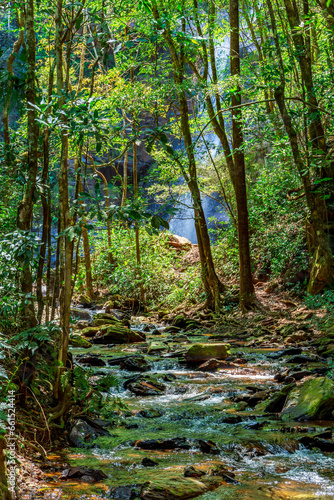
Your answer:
35,309 -> 334,500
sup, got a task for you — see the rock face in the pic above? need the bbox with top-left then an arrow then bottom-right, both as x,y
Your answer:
92,325 -> 145,344
281,377 -> 334,421
184,343 -> 230,363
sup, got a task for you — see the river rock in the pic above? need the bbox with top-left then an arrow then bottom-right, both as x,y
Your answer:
61,466 -> 107,482
82,326 -> 101,338
285,354 -> 320,364
142,458 -> 158,467
137,409 -> 164,418
69,419 -> 111,448
109,484 -> 143,499
184,466 -> 205,478
120,355 -> 151,372
197,439 -> 220,455
281,377 -> 334,421
264,382 -> 296,413
196,359 -> 223,372
92,325 -> 145,344
126,376 -> 166,396
299,435 -> 334,452
140,476 -> 221,500
71,307 -> 92,321
69,335 -> 92,348
147,341 -> 168,354
79,355 -> 106,367
184,343 -> 230,363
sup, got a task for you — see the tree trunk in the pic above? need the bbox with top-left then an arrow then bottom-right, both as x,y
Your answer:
16,0 -> 38,329
230,0 -> 255,309
53,0 -> 72,401
266,0 -> 334,294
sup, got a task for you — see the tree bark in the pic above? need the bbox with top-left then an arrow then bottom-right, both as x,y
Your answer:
16,0 -> 38,329
230,0 -> 255,308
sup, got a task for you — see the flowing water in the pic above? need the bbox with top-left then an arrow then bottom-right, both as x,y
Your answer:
40,318 -> 334,500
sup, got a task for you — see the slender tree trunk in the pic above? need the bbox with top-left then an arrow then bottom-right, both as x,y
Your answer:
230,0 -> 255,309
16,0 -> 38,329
266,0 -> 334,294
53,0 -> 72,401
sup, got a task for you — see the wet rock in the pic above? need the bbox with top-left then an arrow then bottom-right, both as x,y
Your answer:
141,458 -> 158,467
140,476 -> 218,500
137,409 -> 164,419
217,415 -> 242,424
183,466 -> 206,478
147,341 -> 168,354
151,329 -> 161,336
82,326 -> 101,338
120,356 -> 151,372
135,438 -> 191,450
71,307 -> 92,321
184,343 -> 230,363
196,359 -> 232,372
235,401 -> 248,411
243,421 -> 265,430
75,320 -> 90,329
299,435 -> 334,452
287,370 -> 313,381
210,465 -> 239,484
197,439 -> 220,455
285,354 -> 320,364
142,325 -> 151,332
126,376 -> 166,396
269,348 -> 302,359
92,325 -> 145,344
264,382 -> 296,413
79,355 -> 106,367
281,377 -> 334,421
61,466 -> 107,482
109,484 -> 142,499
69,418 -> 111,448
247,391 -> 270,407
69,335 -> 92,348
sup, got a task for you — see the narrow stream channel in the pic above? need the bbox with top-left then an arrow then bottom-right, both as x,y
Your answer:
41,313 -> 334,500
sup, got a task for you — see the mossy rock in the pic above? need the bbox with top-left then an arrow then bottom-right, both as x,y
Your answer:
69,335 -> 92,348
141,476 -> 221,499
281,377 -> 334,421
264,382 -> 296,413
81,326 -> 101,338
92,325 -> 145,344
94,312 -> 118,321
92,318 -> 122,327
184,343 -> 230,362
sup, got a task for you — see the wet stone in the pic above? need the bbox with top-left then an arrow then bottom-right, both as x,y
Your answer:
108,484 -> 143,499
78,355 -> 106,367
126,376 -> 166,396
120,355 -> 151,372
137,409 -> 164,419
183,466 -> 206,478
141,458 -> 158,467
61,466 -> 107,482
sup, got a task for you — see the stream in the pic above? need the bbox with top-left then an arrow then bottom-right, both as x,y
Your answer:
38,312 -> 334,500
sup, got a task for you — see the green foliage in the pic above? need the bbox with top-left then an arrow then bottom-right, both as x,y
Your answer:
92,229 -> 203,308
304,290 -> 334,312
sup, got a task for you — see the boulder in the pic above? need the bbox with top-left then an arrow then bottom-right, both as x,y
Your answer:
126,376 -> 166,396
61,467 -> 107,482
92,325 -> 145,344
109,484 -> 143,499
79,355 -> 106,367
165,234 -> 192,251
69,419 -> 110,448
140,476 -> 220,500
137,409 -> 164,419
120,356 -> 151,372
70,307 -> 92,321
281,377 -> 334,421
184,343 -> 230,363
264,383 -> 296,413
183,466 -> 205,478
147,341 -> 168,354
69,335 -> 92,348
299,435 -> 334,452
82,326 -> 101,338
142,458 -> 158,467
